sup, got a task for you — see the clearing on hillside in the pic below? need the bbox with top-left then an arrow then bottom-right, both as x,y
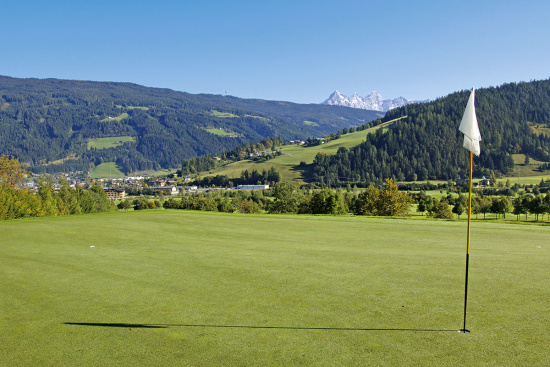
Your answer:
204,127 -> 240,137
210,110 -> 238,118
87,136 -> 135,150
100,112 -> 129,122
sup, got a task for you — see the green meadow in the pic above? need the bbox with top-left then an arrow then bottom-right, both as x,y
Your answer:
1,211 -> 549,366
90,162 -> 125,179
87,136 -> 135,150
204,127 -> 239,137
100,112 -> 129,122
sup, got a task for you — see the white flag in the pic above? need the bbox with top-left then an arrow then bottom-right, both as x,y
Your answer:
458,88 -> 481,156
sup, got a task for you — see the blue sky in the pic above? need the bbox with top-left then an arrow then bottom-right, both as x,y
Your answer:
2,0 -> 549,103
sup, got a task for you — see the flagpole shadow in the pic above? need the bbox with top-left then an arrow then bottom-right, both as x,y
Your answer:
63,322 -> 455,332
64,322 -> 166,328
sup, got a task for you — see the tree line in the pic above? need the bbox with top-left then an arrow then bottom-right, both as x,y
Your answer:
156,179 -> 413,216
187,167 -> 281,188
415,190 -> 550,221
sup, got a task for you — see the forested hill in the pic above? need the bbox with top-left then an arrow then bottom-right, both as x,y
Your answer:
0,76 -> 382,174
311,79 -> 550,184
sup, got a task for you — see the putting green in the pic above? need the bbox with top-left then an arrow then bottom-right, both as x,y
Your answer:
1,211 -> 548,366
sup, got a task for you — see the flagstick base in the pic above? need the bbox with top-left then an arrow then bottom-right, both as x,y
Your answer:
458,329 -> 470,333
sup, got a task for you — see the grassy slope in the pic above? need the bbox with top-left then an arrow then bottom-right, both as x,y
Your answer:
90,162 -> 125,179
1,211 -> 549,366
87,136 -> 134,150
208,119 -> 399,181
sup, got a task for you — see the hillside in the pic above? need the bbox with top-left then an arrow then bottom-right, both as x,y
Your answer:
199,119 -> 400,182
0,76 -> 382,174
311,79 -> 550,184
199,80 -> 550,186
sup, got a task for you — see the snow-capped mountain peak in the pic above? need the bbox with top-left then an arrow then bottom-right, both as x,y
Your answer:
321,91 -> 427,112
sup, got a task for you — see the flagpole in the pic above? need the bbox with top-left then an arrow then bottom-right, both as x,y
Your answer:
459,151 -> 473,333
458,87 -> 479,334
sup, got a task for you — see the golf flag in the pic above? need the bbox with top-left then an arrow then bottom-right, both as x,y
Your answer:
458,87 -> 480,333
459,88 -> 481,156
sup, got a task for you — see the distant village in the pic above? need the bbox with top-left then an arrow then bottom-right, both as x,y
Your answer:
18,139 -> 313,200
17,134 -> 496,202
21,170 -> 270,201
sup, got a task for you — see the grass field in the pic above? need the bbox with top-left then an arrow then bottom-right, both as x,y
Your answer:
204,128 -> 239,137
510,154 -> 550,178
87,136 -> 135,150
498,174 -> 549,186
100,113 -> 129,122
528,121 -> 550,136
1,211 -> 549,366
90,162 -> 125,179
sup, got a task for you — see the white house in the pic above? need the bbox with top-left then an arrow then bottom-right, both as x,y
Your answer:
237,184 -> 269,190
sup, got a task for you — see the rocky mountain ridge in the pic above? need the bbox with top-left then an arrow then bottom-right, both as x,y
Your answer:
322,90 -> 427,112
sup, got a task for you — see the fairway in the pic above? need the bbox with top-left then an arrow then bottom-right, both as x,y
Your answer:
1,211 -> 549,366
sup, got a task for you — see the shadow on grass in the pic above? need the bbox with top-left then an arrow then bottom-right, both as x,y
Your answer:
64,322 -> 454,332
64,322 -> 166,328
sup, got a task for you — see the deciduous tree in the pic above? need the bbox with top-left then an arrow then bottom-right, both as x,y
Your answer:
0,154 -> 26,188
268,182 -> 304,214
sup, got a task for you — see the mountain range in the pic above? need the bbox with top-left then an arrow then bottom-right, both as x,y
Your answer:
3,74 -> 549,182
321,90 -> 427,112
0,76 -> 382,174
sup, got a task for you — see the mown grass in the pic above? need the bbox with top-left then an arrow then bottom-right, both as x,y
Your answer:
1,211 -> 549,366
